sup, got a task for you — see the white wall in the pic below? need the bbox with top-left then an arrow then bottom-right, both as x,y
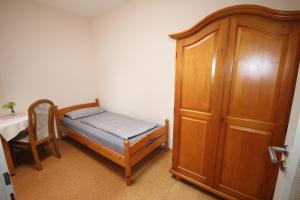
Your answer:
0,0 -> 99,111
291,155 -> 300,199
91,0 -> 300,147
1,0 -> 300,149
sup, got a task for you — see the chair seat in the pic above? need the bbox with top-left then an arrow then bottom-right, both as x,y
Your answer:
12,128 -> 30,143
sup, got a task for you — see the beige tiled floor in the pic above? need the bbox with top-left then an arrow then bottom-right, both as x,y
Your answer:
12,138 -> 219,200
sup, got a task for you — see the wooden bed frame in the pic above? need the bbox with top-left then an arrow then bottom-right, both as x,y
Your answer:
55,99 -> 169,185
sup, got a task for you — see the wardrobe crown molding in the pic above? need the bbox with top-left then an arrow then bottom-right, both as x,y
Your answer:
169,4 -> 300,40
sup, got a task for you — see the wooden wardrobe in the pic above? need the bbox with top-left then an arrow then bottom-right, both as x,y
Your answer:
170,5 -> 300,200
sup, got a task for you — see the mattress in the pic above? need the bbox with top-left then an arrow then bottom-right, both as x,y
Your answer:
62,116 -> 161,155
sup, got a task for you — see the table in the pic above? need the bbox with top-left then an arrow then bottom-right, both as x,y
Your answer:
0,112 -> 28,175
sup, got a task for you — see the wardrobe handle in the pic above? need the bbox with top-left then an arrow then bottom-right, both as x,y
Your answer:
268,145 -> 289,164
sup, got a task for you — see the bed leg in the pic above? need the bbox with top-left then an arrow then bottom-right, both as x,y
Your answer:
124,140 -> 132,186
164,119 -> 169,151
125,166 -> 132,186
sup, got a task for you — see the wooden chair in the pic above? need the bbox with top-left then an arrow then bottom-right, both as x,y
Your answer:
10,99 -> 61,170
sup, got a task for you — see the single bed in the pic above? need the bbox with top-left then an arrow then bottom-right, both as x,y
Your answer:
55,99 -> 169,185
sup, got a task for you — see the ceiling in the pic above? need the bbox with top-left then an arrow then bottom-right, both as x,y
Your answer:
34,0 -> 125,17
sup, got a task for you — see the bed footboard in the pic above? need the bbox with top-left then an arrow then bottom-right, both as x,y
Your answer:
124,119 -> 169,185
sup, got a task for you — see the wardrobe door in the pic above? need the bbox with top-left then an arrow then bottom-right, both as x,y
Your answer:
172,18 -> 229,186
215,15 -> 300,200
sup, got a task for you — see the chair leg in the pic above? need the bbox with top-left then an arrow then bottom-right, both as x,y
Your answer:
31,144 -> 43,171
51,138 -> 61,159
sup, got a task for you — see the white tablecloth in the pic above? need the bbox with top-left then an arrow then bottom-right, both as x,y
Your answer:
0,113 -> 28,141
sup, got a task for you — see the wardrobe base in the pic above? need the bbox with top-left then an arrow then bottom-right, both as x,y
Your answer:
170,169 -> 236,200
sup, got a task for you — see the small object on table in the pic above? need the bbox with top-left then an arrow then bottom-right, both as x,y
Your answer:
2,102 -> 16,114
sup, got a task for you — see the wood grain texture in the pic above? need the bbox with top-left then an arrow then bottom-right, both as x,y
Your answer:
220,126 -> 272,198
172,18 -> 230,186
169,5 -> 300,39
214,15 -> 300,200
181,33 -> 216,112
171,5 -> 300,200
177,117 -> 208,181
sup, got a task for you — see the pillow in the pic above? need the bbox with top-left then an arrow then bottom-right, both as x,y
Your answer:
66,107 -> 105,120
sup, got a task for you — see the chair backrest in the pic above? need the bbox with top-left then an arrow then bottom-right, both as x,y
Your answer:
28,99 -> 55,142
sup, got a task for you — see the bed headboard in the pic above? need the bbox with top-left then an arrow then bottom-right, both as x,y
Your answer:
55,98 -> 99,119
56,98 -> 100,118
55,98 -> 99,137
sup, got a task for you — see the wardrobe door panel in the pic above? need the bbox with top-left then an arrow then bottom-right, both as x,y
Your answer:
177,117 -> 208,179
172,18 -> 230,185
181,33 -> 216,112
228,27 -> 287,122
221,125 -> 272,198
215,15 -> 300,200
